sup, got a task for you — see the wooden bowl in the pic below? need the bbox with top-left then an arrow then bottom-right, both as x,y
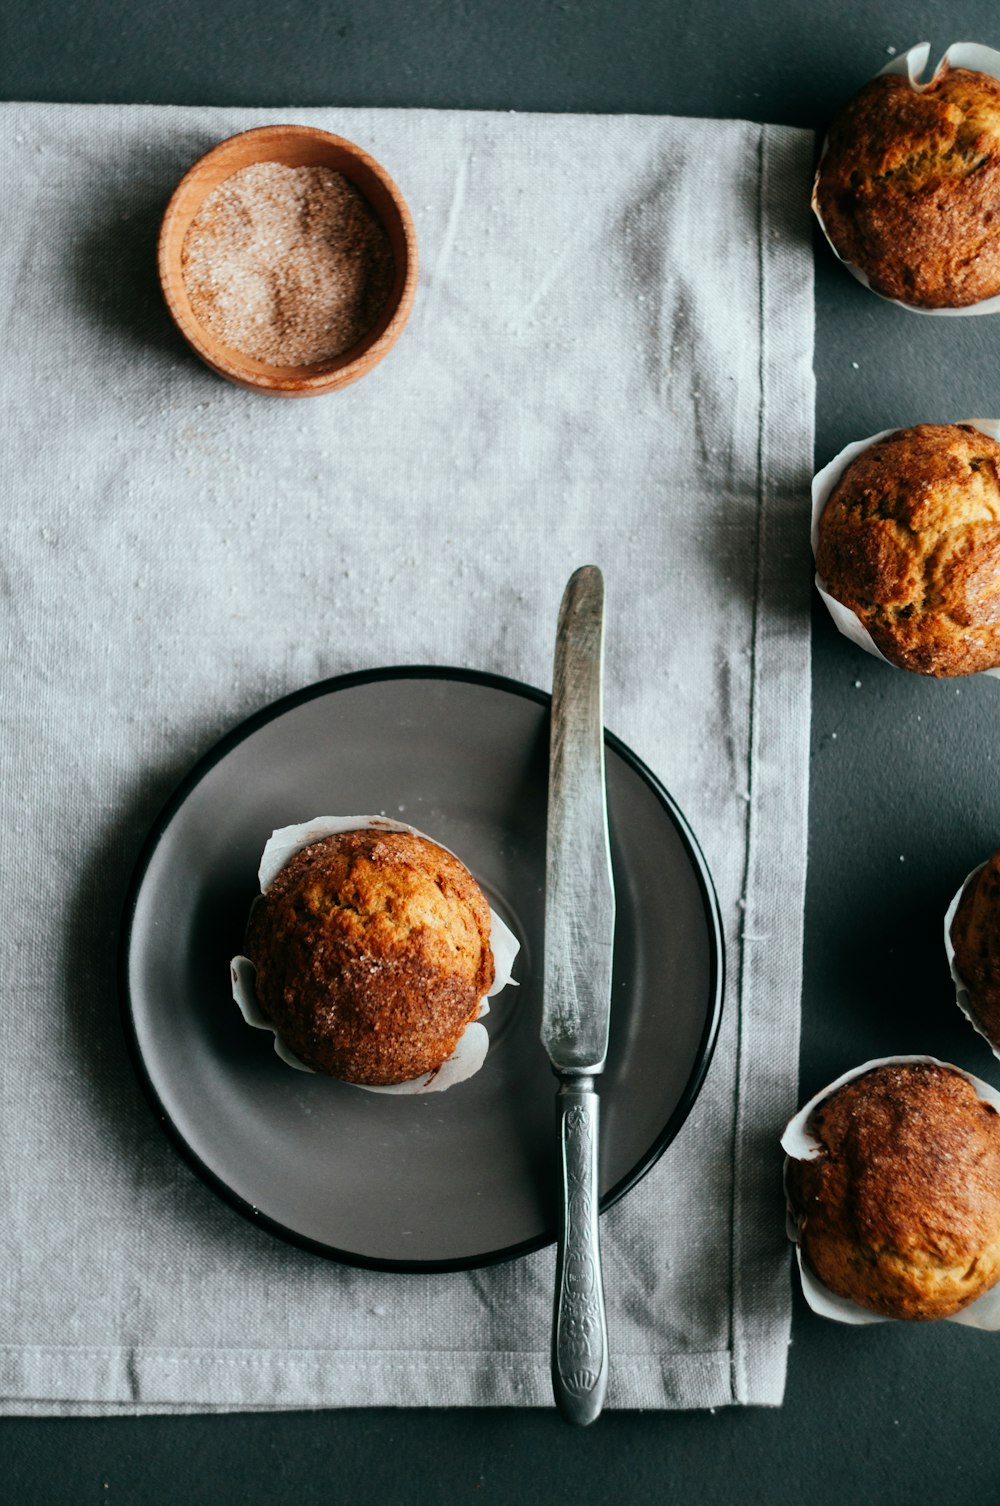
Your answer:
158,124 -> 418,396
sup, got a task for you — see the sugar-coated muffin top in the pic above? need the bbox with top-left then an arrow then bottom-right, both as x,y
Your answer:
816,423 -> 1000,676
245,829 -> 494,1085
816,67 -> 1000,307
952,847 -> 1000,1048
786,1062 -> 1000,1320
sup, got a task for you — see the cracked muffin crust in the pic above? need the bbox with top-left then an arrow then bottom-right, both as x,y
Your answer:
786,1062 -> 1000,1320
815,423 -> 1000,675
815,66 -> 1000,307
245,829 -> 495,1085
951,847 -> 1000,1048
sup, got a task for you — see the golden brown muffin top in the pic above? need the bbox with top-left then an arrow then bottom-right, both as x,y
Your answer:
951,847 -> 1000,1047
816,423 -> 1000,676
787,1062 -> 1000,1320
816,68 -> 1000,307
245,829 -> 494,1086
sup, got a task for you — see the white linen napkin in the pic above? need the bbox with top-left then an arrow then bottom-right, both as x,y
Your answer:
0,102 -> 813,1413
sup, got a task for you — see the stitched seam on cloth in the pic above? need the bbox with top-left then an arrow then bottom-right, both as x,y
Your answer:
2,1348 -> 736,1411
728,124 -> 768,1408
0,1345 -> 734,1363
727,123 -> 813,1410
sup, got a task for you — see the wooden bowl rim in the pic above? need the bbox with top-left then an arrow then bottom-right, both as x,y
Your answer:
157,123 -> 418,395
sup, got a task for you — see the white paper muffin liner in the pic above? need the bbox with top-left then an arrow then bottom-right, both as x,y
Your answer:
230,815 -> 520,1094
944,860 -> 1000,1059
811,420 -> 1000,678
782,1055 -> 1000,1327
812,41 -> 1000,315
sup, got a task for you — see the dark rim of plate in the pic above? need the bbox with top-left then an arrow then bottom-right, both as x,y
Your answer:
117,665 -> 725,1274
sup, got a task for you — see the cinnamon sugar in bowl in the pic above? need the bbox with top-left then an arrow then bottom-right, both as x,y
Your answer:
158,125 -> 418,396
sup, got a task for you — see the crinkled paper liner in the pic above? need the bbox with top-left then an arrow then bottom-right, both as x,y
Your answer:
812,41 -> 1000,315
781,1055 -> 1000,1327
944,860 -> 1000,1059
811,420 -> 1000,679
230,815 -> 520,1095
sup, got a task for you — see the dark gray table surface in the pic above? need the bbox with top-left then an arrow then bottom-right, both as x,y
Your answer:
4,2 -> 1000,1501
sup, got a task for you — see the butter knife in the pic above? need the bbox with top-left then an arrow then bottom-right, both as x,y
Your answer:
542,564 -> 615,1426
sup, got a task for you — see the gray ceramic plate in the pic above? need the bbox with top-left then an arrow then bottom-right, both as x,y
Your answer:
121,668 -> 723,1271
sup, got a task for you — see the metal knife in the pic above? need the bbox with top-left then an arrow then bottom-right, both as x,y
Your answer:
542,564 -> 615,1426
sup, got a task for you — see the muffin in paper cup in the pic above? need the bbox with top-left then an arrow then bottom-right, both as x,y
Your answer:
783,1056 -> 1000,1327
230,815 -> 520,1095
813,42 -> 1000,314
946,852 -> 1000,1058
811,420 -> 1000,678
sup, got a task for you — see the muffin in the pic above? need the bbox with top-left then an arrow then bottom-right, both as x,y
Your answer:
815,423 -> 1000,676
815,66 -> 1000,307
951,848 -> 1000,1048
244,827 -> 495,1086
786,1061 -> 1000,1320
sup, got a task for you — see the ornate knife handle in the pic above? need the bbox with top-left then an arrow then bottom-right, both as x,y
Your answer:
552,1075 -> 608,1425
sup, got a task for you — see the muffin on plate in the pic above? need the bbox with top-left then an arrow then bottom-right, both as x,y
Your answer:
815,423 -> 1000,676
815,66 -> 1000,307
244,827 -> 495,1086
951,847 -> 1000,1049
786,1061 -> 1000,1320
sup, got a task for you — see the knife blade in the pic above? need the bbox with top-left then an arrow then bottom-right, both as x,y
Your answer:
542,564 -> 615,1426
